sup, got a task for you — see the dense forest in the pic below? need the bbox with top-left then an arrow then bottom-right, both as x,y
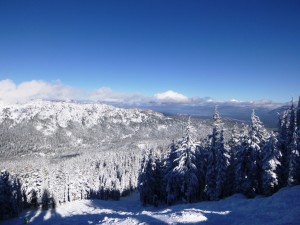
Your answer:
0,98 -> 299,220
138,98 -> 300,205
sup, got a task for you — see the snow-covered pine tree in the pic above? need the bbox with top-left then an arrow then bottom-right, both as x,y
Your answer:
195,141 -> 207,201
262,132 -> 281,195
176,117 -> 198,203
165,117 -> 198,204
234,123 -> 249,193
277,109 -> 290,187
288,100 -> 296,143
296,97 -> 300,129
250,110 -> 270,194
277,100 -> 297,187
288,131 -> 300,186
235,110 -> 269,198
286,97 -> 300,186
153,154 -> 164,205
238,133 -> 258,197
138,149 -> 160,205
216,129 -> 230,198
238,111 -> 266,197
205,111 -> 219,200
164,140 -> 179,205
227,123 -> 240,196
297,97 -> 300,165
205,107 -> 228,200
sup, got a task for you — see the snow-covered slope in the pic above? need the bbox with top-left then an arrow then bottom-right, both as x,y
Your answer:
2,185 -> 300,225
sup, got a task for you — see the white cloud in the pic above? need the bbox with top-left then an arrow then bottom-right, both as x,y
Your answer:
154,90 -> 189,103
90,87 -> 148,104
0,79 -> 80,104
0,79 -> 282,109
229,99 -> 240,103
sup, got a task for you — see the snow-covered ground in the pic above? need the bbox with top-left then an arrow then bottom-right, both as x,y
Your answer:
2,186 -> 300,225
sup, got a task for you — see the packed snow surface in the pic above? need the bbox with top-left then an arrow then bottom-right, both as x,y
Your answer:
2,186 -> 300,225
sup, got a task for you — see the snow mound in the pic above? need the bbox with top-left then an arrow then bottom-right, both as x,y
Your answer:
2,186 -> 300,225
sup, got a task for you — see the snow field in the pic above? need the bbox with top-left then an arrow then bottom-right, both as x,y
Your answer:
2,185 -> 300,225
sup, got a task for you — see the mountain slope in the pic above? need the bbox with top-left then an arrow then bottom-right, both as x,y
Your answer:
0,100 -> 211,158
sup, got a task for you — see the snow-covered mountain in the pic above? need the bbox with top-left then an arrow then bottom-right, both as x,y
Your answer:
0,100 -> 167,133
0,100 -> 211,158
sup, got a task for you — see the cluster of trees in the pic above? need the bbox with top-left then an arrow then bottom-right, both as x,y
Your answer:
0,170 -> 23,220
138,98 -> 300,205
0,148 -> 141,220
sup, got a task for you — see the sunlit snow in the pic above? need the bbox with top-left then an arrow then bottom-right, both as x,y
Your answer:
2,186 -> 300,225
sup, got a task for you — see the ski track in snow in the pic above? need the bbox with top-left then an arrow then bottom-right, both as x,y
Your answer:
2,186 -> 300,225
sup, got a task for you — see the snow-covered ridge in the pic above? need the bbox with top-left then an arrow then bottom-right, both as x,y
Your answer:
0,99 -> 164,133
0,99 -> 211,159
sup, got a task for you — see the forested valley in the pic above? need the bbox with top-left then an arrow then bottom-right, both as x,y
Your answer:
1,99 -> 300,220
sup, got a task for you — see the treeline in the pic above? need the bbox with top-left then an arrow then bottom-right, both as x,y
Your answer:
0,149 -> 141,220
138,99 -> 300,205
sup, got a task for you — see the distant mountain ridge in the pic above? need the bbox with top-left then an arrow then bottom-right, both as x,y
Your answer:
132,103 -> 285,128
0,100 -> 166,135
0,100 -> 211,158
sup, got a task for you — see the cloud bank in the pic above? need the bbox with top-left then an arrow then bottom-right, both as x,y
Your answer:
0,79 -> 282,108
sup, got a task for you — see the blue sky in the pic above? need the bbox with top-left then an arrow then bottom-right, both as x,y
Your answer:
0,0 -> 299,103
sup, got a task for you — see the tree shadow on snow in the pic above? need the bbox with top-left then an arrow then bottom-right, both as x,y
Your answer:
2,197 -> 235,225
2,202 -> 169,225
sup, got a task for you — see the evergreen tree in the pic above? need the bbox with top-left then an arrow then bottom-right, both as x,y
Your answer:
235,111 -> 269,198
296,97 -> 300,129
205,107 -> 228,200
234,123 -> 249,193
164,140 -> 179,205
153,155 -> 164,205
288,131 -> 300,185
227,124 -> 240,196
288,100 -> 296,143
262,132 -> 281,195
278,100 -> 297,187
250,110 -> 270,194
138,148 -> 164,206
215,129 -> 230,198
138,149 -> 159,205
195,142 -> 207,201
239,136 -> 258,198
277,110 -> 290,187
166,118 -> 198,204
